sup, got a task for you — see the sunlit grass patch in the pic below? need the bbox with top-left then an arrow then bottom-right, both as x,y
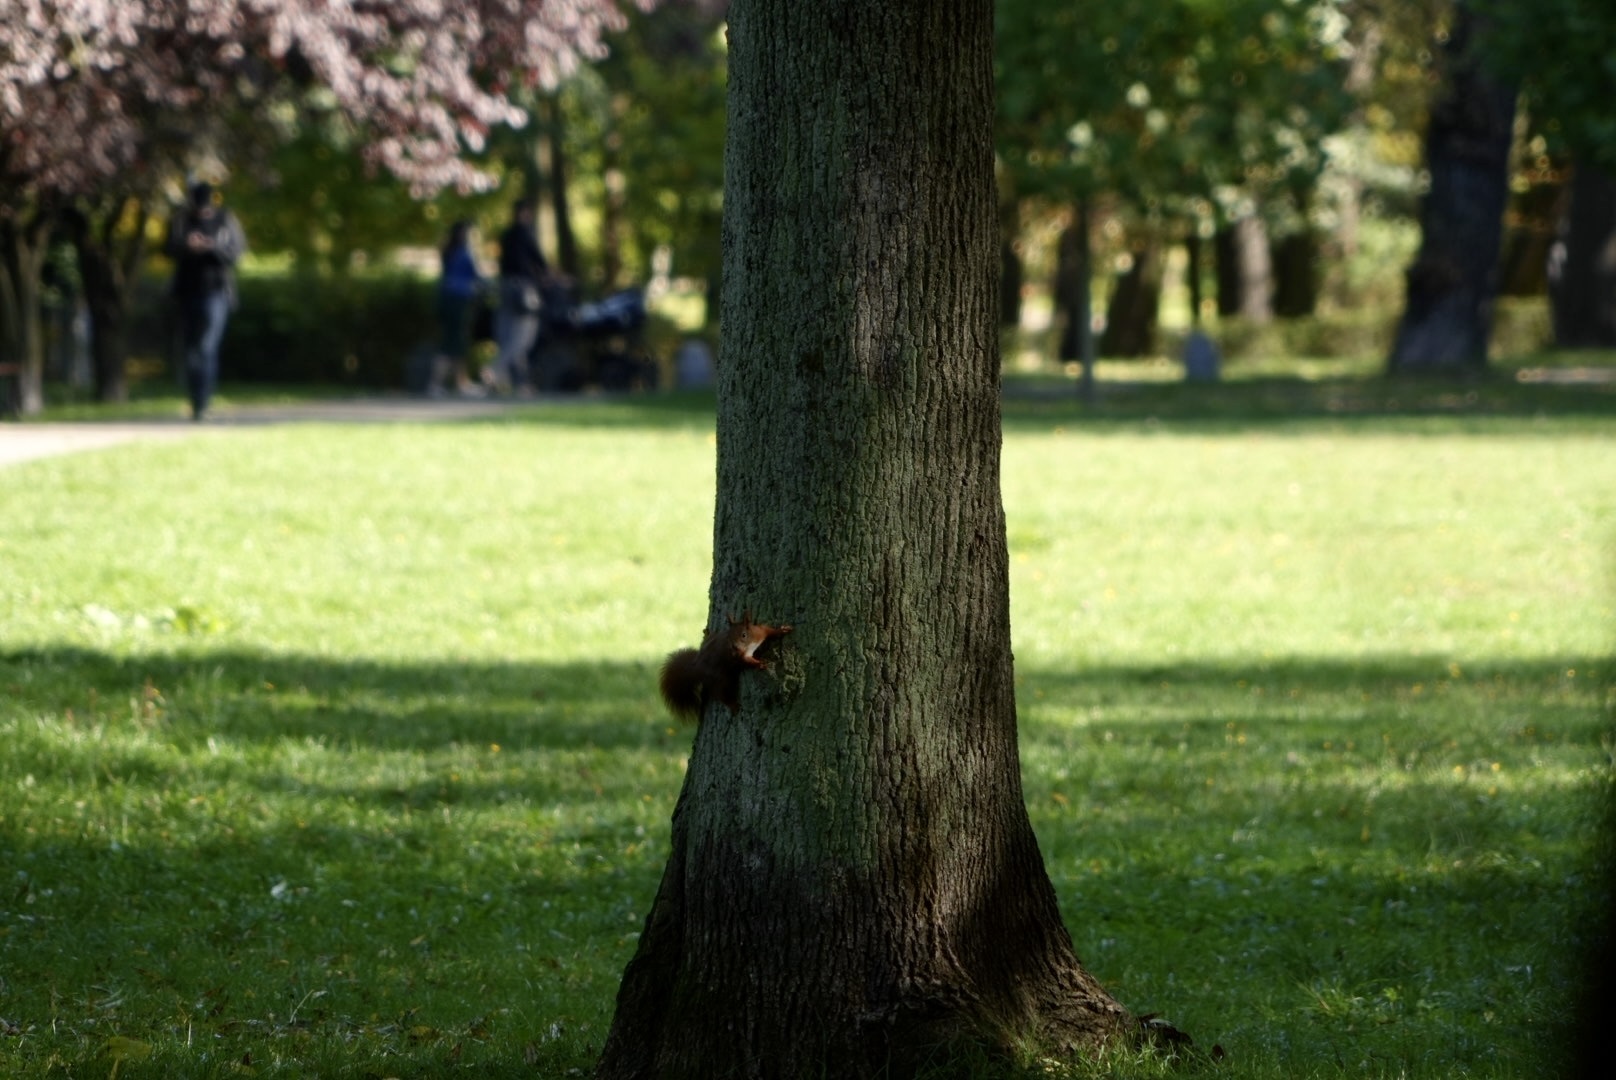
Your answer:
2,394 -> 1613,1077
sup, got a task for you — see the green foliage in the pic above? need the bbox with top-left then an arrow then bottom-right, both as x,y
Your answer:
996,0 -> 1354,217
1475,0 -> 1616,170
1202,296 -> 1549,362
470,3 -> 728,296
1,388 -> 1613,1077
221,122 -> 504,274
600,3 -> 728,288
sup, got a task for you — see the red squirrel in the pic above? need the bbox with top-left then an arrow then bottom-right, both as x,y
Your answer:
659,613 -> 793,721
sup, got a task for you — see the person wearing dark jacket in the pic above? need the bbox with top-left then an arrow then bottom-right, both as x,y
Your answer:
494,199 -> 549,394
165,181 -> 246,420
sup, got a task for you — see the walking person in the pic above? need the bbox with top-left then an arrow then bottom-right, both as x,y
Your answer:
432,219 -> 485,397
494,199 -> 549,395
165,181 -> 246,421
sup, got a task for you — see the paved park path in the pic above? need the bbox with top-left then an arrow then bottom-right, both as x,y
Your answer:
0,397 -> 528,469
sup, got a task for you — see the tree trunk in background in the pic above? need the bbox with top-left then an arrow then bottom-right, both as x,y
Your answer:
66,197 -> 150,405
1214,215 -> 1274,321
595,1 -> 1131,1075
1185,232 -> 1205,326
600,94 -> 629,291
81,260 -> 129,403
1055,201 -> 1096,401
1496,155 -> 1562,299
1099,240 -> 1161,357
1218,213 -> 1273,323
0,209 -> 52,416
543,95 -> 582,280
1388,1 -> 1517,374
1548,162 -> 1616,348
1271,229 -> 1318,318
1328,21 -> 1380,309
1214,226 -> 1237,317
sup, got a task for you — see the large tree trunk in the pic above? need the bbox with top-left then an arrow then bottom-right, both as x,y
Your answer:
1548,162 -> 1616,348
1099,239 -> 1161,358
0,209 -> 52,416
596,1 -> 1130,1076
1387,1 -> 1517,374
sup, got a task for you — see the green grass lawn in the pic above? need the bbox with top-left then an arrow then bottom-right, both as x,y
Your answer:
1,374 -> 1612,1078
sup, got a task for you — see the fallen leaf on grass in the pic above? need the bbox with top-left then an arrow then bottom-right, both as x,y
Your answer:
102,1037 -> 153,1080
102,1036 -> 152,1061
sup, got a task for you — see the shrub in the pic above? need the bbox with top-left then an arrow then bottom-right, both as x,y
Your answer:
226,270 -> 438,387
127,268 -> 438,388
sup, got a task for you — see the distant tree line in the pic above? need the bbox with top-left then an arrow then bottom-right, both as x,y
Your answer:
996,0 -> 1616,376
4,0 -> 1615,417
0,0 -> 649,415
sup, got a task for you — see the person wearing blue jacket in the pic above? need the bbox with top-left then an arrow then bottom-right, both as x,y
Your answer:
432,219 -> 484,396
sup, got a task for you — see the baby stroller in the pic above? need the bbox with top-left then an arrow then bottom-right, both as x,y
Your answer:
530,284 -> 658,392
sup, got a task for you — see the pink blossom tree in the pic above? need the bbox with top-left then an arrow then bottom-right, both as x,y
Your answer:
1,0 -> 644,412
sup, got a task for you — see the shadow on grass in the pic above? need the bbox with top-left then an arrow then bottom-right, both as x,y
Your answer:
0,645 -> 667,753
6,645 -> 1604,746
33,364 -> 1616,436
490,373 -> 1616,434
2,645 -> 1608,1075
999,369 -> 1616,433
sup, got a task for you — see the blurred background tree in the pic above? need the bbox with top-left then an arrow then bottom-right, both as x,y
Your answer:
7,0 -> 1616,413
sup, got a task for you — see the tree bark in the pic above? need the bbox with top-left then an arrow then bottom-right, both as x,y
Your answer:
1099,239 -> 1161,358
65,196 -> 151,404
1055,201 -> 1096,402
1185,231 -> 1206,327
1272,231 -> 1318,319
544,95 -> 582,280
596,2 -> 1130,1076
0,208 -> 53,416
600,93 -> 629,291
1215,213 -> 1273,324
1387,1 -> 1518,374
1548,161 -> 1616,348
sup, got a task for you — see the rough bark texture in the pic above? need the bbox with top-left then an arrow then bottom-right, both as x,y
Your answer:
595,2 -> 1129,1076
1387,2 -> 1517,374
1549,163 -> 1616,348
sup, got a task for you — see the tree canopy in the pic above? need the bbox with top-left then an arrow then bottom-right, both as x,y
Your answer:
0,0 -> 652,413
0,0 -> 646,200
996,0 -> 1353,222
